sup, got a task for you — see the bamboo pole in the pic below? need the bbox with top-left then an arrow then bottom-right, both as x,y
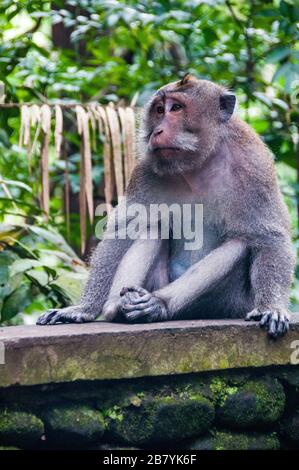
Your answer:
0,102 -> 136,109
0,82 -> 5,104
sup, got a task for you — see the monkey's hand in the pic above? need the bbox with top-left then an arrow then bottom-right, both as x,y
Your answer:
245,307 -> 290,338
120,286 -> 168,323
37,306 -> 96,325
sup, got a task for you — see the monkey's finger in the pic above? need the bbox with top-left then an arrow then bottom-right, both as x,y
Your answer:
259,311 -> 271,328
36,309 -> 58,325
48,312 -> 67,324
268,318 -> 279,338
278,316 -> 289,335
120,287 -> 130,296
120,286 -> 149,297
121,296 -> 156,310
124,293 -> 152,305
121,299 -> 154,312
245,309 -> 262,322
276,319 -> 288,337
55,312 -> 87,324
283,317 -> 290,333
125,308 -> 154,322
121,290 -> 150,304
48,311 -> 77,324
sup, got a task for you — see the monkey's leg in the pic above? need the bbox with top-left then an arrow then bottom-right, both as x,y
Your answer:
37,235 -> 132,325
245,239 -> 295,338
37,237 -> 162,325
102,237 -> 164,321
121,239 -> 247,323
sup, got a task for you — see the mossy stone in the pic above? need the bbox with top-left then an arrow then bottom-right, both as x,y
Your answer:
107,394 -> 215,446
189,431 -> 280,450
281,410 -> 299,444
0,446 -> 20,450
216,377 -> 285,429
0,409 -> 44,448
44,404 -> 105,447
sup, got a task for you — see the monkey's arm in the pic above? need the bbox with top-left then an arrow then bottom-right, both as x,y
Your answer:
101,237 -> 164,321
121,239 -> 247,322
245,234 -> 295,337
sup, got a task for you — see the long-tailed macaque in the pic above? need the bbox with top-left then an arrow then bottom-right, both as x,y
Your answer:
37,75 -> 295,338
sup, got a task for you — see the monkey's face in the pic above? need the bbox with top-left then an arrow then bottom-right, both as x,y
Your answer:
141,75 -> 236,176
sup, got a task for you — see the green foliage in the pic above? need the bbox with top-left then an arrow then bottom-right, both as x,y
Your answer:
0,217 -> 88,325
0,0 -> 298,322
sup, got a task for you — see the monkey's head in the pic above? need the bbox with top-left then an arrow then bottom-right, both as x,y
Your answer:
141,74 -> 236,176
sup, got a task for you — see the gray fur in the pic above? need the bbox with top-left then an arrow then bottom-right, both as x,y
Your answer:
37,76 -> 295,338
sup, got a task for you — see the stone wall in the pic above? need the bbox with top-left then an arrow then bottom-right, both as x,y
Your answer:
0,317 -> 299,450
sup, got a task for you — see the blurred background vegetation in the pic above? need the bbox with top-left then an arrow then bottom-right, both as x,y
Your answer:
0,0 -> 298,325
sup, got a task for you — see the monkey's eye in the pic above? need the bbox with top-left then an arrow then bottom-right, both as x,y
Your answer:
171,103 -> 182,112
156,105 -> 164,114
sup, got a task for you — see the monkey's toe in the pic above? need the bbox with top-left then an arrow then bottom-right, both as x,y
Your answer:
259,310 -> 290,339
36,309 -> 58,325
50,311 -> 88,324
245,308 -> 262,322
37,307 -> 91,325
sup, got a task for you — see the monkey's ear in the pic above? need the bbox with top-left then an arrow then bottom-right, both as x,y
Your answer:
179,73 -> 191,86
219,93 -> 236,121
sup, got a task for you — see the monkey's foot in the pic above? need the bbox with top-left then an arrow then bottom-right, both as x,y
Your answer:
120,286 -> 168,323
245,308 -> 290,338
37,306 -> 94,325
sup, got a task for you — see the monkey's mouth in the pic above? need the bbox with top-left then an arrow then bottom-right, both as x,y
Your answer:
151,147 -> 182,157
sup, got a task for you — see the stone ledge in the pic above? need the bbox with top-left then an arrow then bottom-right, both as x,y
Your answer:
0,314 -> 299,387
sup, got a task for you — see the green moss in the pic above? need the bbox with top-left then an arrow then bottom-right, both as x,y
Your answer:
214,431 -> 280,450
107,394 -> 215,446
216,377 -> 285,429
153,395 -> 214,441
214,431 -> 249,450
244,379 -> 285,421
190,431 -> 280,450
0,446 -> 20,450
97,378 -> 213,446
210,378 -> 238,406
44,404 -> 105,447
0,409 -> 44,448
103,406 -> 124,422
108,392 -> 214,445
281,410 -> 299,443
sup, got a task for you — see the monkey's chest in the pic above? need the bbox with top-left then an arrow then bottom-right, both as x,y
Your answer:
168,225 -> 219,282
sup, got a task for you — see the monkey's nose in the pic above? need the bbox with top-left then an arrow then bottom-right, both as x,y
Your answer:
153,128 -> 163,136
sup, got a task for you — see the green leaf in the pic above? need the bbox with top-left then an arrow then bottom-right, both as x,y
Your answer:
272,63 -> 299,93
1,284 -> 32,321
50,270 -> 88,304
0,179 -> 32,192
266,47 -> 291,63
25,226 -> 80,259
253,92 -> 273,107
0,265 -> 9,285
26,268 -> 49,287
10,258 -> 44,277
0,250 -> 19,266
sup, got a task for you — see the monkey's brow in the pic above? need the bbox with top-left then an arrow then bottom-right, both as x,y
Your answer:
150,89 -> 185,109
165,89 -> 186,94
153,89 -> 186,102
154,88 -> 185,98
155,90 -> 166,99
